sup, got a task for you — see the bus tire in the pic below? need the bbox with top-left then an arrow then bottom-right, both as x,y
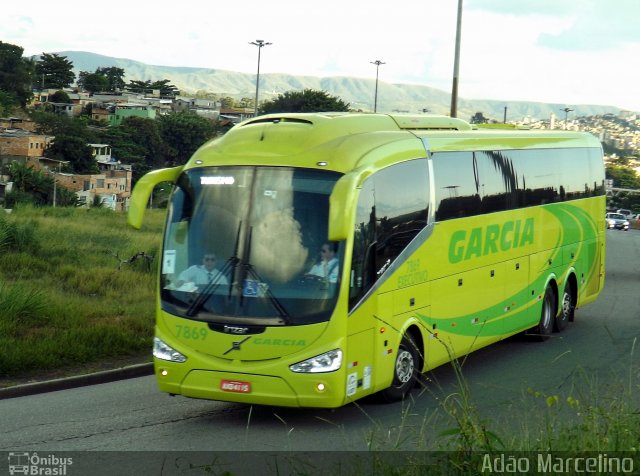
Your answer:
555,282 -> 575,332
533,286 -> 555,341
379,334 -> 419,402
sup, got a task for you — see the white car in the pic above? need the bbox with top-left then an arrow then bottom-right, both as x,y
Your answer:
616,209 -> 635,220
606,212 -> 629,230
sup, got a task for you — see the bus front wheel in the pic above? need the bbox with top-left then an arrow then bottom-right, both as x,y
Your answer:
379,334 -> 420,402
532,286 -> 555,341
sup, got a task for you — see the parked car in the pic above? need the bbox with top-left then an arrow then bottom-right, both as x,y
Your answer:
606,212 -> 629,230
616,209 -> 635,220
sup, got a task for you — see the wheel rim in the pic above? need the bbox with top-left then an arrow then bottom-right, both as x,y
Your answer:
542,294 -> 553,328
562,291 -> 572,319
395,349 -> 414,384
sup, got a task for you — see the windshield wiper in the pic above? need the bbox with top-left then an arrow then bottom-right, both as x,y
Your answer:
240,226 -> 290,322
185,221 -> 242,317
184,222 -> 289,321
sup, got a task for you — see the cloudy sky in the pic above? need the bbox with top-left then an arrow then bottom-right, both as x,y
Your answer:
2,0 -> 639,111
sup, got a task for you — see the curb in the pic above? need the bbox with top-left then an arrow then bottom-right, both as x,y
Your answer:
0,363 -> 155,400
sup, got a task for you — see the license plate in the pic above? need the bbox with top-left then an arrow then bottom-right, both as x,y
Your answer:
220,379 -> 251,393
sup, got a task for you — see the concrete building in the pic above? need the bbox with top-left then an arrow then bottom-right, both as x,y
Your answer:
56,167 -> 131,210
109,104 -> 156,126
0,128 -> 52,167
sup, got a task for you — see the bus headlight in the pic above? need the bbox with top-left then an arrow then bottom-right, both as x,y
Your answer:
290,349 -> 342,373
153,337 -> 187,363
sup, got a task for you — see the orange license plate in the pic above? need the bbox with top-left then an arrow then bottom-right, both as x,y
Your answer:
220,380 -> 251,393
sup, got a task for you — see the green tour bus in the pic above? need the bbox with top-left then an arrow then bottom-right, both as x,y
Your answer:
128,113 -> 606,408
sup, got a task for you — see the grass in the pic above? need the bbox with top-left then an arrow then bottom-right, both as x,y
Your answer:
1,205 -> 638,469
350,338 -> 639,474
0,204 -> 164,380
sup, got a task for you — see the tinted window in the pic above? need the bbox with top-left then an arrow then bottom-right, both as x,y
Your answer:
350,179 -> 375,308
509,149 -> 560,206
558,147 -> 605,199
475,151 -> 518,213
349,159 -> 429,310
374,160 -> 429,269
432,152 -> 481,220
161,166 -> 344,326
433,147 -> 604,221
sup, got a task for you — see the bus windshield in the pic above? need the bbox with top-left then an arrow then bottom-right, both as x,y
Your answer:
160,166 -> 343,326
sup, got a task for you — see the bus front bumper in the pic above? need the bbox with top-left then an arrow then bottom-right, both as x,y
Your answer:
154,362 -> 346,408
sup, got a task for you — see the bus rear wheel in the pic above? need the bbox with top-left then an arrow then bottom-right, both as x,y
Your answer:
555,282 -> 575,332
379,334 -> 420,402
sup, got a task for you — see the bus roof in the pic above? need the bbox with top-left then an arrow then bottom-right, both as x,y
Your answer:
189,113 -> 602,174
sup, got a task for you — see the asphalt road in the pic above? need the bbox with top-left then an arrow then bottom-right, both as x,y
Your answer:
1,229 -> 638,456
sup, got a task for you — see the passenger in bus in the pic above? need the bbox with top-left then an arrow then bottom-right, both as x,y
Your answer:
175,252 -> 229,288
305,242 -> 339,284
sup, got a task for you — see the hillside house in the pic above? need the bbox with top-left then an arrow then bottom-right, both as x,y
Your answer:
219,107 -> 253,124
56,167 -> 132,210
0,117 -> 36,132
173,98 -> 220,120
109,104 -> 156,126
0,128 -> 52,168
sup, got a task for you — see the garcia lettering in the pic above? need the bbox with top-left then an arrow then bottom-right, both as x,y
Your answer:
449,218 -> 534,263
253,338 -> 306,346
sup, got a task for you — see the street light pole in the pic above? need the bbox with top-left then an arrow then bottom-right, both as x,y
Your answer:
450,0 -> 463,118
250,40 -> 272,117
370,60 -> 385,113
561,107 -> 574,130
52,162 -> 61,208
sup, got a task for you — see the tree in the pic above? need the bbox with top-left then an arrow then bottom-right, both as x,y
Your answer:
0,41 -> 34,107
219,96 -> 236,108
96,116 -> 170,183
3,161 -> 77,207
260,89 -> 350,114
126,79 -> 179,98
151,79 -> 179,98
158,112 -> 216,165
470,112 -> 488,124
47,136 -> 98,174
96,67 -> 126,91
126,79 -> 152,94
237,97 -> 255,108
31,111 -> 96,142
0,91 -> 19,116
121,117 -> 168,168
78,67 -> 126,93
77,71 -> 109,94
49,90 -> 71,103
34,53 -> 75,89
606,165 -> 640,189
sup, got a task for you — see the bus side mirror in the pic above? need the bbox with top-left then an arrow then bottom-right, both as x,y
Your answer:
128,166 -> 183,229
328,173 -> 360,241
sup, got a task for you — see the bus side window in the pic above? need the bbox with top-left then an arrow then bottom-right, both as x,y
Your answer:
349,160 -> 429,311
432,151 -> 481,221
350,179 -> 375,309
373,160 -> 429,270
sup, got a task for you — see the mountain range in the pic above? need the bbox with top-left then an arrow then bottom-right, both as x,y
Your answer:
55,51 -> 622,122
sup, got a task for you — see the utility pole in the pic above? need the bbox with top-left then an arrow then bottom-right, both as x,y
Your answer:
370,60 -> 385,113
561,107 -> 574,130
250,40 -> 272,117
53,162 -> 63,207
450,0 -> 463,118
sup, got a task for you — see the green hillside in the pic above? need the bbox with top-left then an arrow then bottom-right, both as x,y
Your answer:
53,50 -> 623,121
